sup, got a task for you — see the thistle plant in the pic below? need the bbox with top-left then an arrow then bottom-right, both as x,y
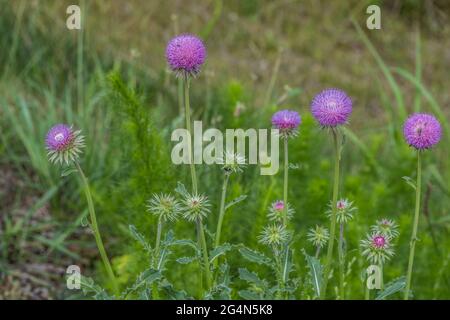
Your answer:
166,34 -> 212,291
325,198 -> 356,299
213,152 -> 246,270
402,113 -> 442,300
45,124 -> 119,295
311,88 -> 353,299
181,192 -> 212,289
371,218 -> 399,238
271,110 -> 301,227
307,225 -> 329,258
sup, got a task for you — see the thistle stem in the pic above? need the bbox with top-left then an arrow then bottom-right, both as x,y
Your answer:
338,223 -> 345,299
183,77 -> 198,194
152,217 -> 163,300
379,261 -> 384,291
197,218 -> 212,291
321,129 -> 341,299
75,162 -> 119,296
213,174 -> 230,270
404,151 -> 422,300
283,138 -> 289,226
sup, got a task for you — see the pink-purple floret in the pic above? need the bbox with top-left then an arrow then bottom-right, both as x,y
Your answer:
45,124 -> 74,152
311,88 -> 352,127
166,34 -> 206,75
271,110 -> 301,130
373,235 -> 386,248
403,113 -> 442,150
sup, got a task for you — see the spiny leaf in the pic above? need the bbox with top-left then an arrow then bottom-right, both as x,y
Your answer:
303,249 -> 323,298
80,276 -> 113,300
176,256 -> 197,264
209,243 -> 232,263
238,268 -> 267,288
375,276 -> 406,300
224,195 -> 247,211
238,290 -> 261,300
402,176 -> 417,190
129,225 -> 151,252
121,268 -> 161,298
238,246 -> 272,266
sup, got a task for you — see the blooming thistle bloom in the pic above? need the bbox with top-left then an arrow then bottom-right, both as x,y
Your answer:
258,224 -> 289,247
271,110 -> 301,138
311,88 -> 352,127
403,113 -> 442,150
326,198 -> 357,224
147,193 -> 181,222
181,193 -> 211,222
45,124 -> 85,165
371,218 -> 399,238
267,200 -> 294,222
360,233 -> 394,264
307,225 -> 330,249
218,151 -> 246,174
166,34 -> 206,78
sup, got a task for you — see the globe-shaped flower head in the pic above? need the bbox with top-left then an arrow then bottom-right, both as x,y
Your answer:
166,34 -> 206,78
403,113 -> 442,150
271,110 -> 301,138
45,124 -> 85,165
360,232 -> 394,264
311,88 -> 352,127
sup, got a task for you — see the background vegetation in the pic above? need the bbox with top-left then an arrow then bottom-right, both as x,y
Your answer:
0,0 -> 449,299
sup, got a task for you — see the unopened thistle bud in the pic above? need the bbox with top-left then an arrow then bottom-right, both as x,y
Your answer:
147,193 -> 180,222
182,193 -> 211,222
327,198 -> 357,224
267,200 -> 294,222
360,233 -> 394,264
45,124 -> 85,165
307,225 -> 330,249
218,151 -> 246,174
371,218 -> 399,238
258,224 -> 289,247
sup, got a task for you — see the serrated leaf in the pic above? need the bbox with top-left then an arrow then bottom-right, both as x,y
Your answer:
175,181 -> 189,197
80,276 -> 113,300
129,225 -> 151,252
224,195 -> 247,211
160,279 -> 192,300
238,290 -> 261,300
238,268 -> 267,288
176,256 -> 197,264
303,250 -> 323,298
61,167 -> 77,177
238,246 -> 272,266
375,276 -> 406,300
209,243 -> 232,263
121,268 -> 161,298
402,176 -> 417,190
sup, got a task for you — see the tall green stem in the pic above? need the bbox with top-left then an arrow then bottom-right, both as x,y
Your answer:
338,223 -> 345,299
321,129 -> 341,299
152,217 -> 163,299
404,151 -> 422,300
197,219 -> 212,290
75,162 -> 119,295
283,138 -> 289,226
379,261 -> 384,291
213,174 -> 230,270
183,77 -> 198,194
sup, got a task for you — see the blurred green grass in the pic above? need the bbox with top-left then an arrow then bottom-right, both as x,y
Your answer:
0,0 -> 449,299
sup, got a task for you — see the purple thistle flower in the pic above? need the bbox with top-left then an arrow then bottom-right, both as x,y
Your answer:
45,124 -> 85,165
310,88 -> 352,127
403,113 -> 442,150
271,110 -> 301,138
166,34 -> 206,78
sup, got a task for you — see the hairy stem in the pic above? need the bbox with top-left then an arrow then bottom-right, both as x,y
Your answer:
184,77 -> 198,194
338,223 -> 345,299
404,151 -> 422,300
283,138 -> 289,226
213,174 -> 230,270
321,129 -> 341,299
75,162 -> 119,295
197,218 -> 212,291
